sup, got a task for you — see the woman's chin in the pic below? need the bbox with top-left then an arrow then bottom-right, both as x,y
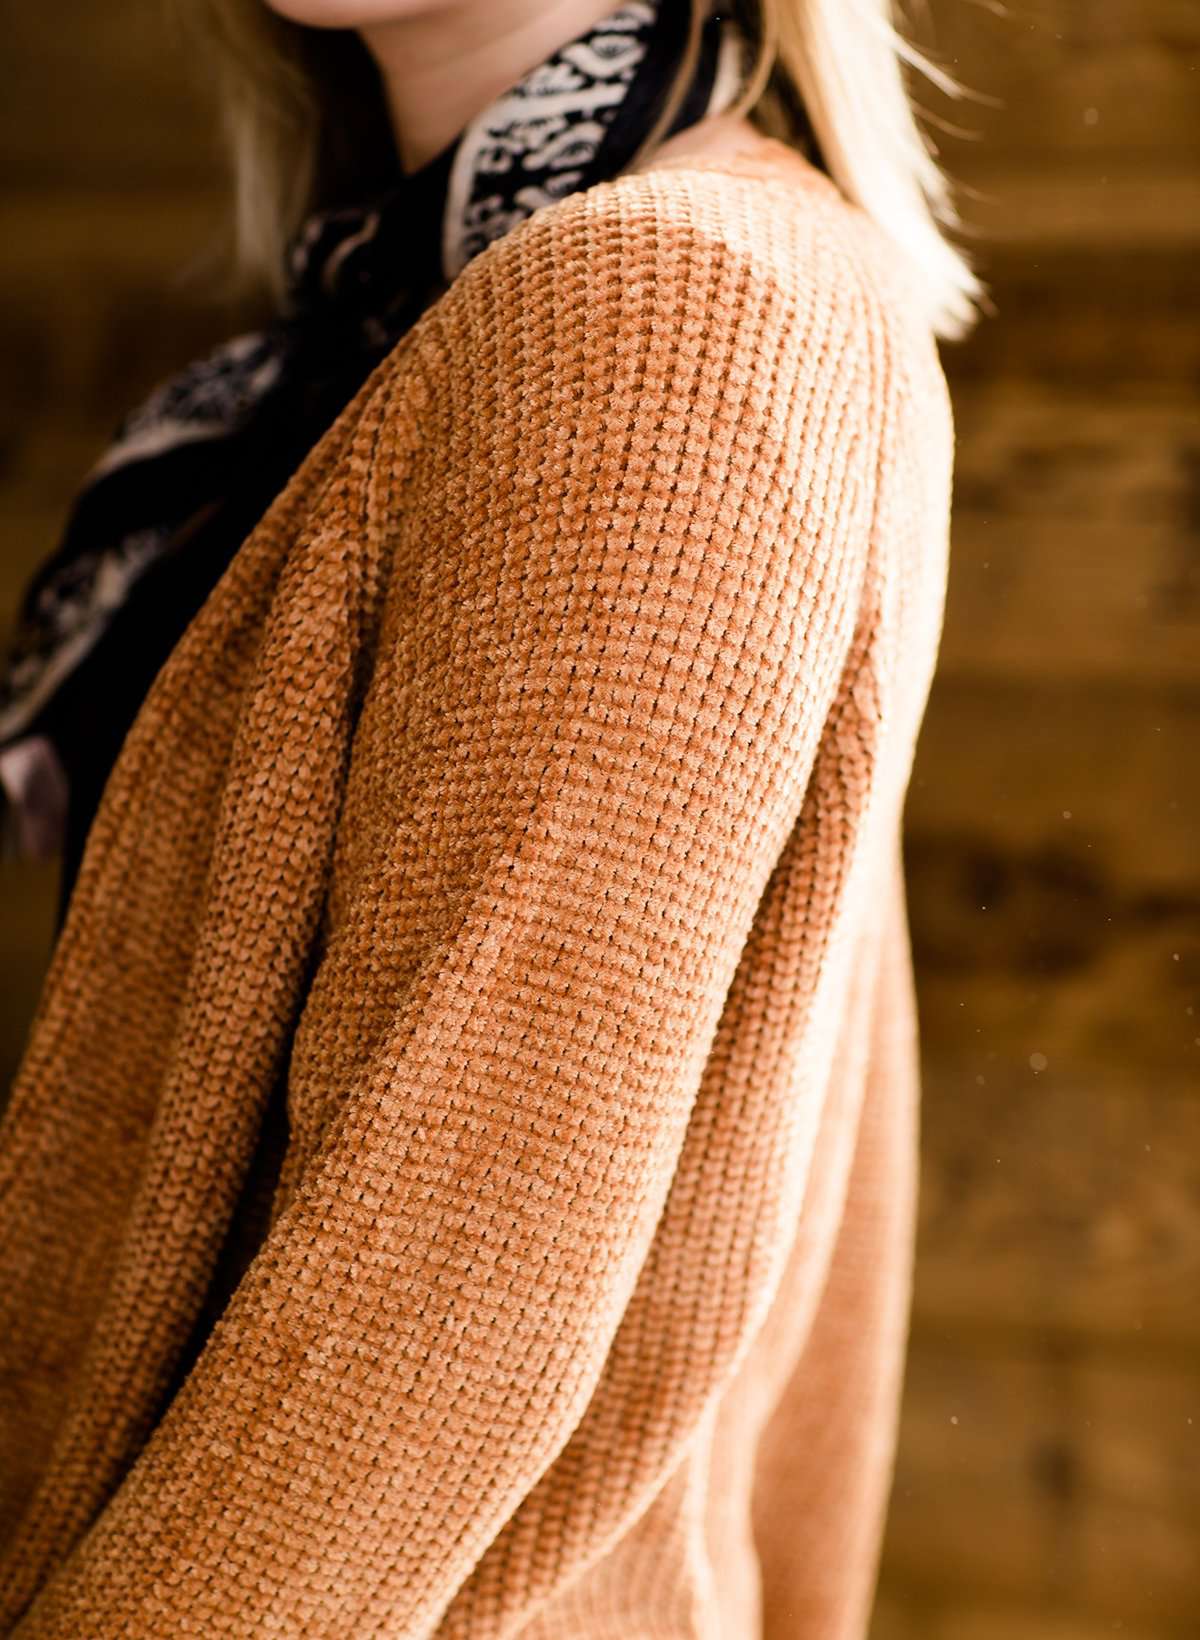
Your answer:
261,0 -> 443,28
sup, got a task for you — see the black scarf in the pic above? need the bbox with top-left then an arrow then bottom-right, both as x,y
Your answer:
0,0 -> 762,925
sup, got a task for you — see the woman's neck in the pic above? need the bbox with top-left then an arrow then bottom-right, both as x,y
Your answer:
361,0 -> 629,175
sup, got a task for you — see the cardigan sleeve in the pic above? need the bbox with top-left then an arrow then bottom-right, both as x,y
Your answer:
12,212 -> 889,1637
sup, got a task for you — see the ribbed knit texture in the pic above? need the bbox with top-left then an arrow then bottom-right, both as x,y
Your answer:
0,136 -> 952,1638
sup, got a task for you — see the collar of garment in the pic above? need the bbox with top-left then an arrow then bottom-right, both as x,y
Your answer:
284,0 -> 755,333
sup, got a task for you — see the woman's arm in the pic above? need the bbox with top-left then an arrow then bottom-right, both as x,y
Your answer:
12,196 -> 891,1638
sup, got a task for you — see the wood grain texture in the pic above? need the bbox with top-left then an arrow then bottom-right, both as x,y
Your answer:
913,1075 -> 1200,1349
872,1591 -> 1192,1640
867,0 -> 1200,1630
940,387 -> 1199,682
878,1341 -> 1200,1626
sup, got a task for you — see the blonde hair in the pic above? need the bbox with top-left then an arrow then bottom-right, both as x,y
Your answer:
183,0 -> 983,339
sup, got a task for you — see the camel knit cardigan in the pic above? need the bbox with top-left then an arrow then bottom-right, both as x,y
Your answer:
0,136 -> 953,1638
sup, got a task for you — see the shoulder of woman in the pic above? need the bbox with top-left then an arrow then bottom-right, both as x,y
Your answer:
419,161 -> 887,358
360,155 -> 952,517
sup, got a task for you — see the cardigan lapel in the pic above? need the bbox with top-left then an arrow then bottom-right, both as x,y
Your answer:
0,368 -> 421,1613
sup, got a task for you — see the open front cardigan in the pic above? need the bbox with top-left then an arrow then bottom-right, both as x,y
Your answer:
0,136 -> 953,1638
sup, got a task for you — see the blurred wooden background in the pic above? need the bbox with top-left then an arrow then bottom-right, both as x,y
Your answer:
1,3 -> 1197,1635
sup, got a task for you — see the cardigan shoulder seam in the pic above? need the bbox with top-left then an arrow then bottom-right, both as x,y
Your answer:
361,155 -> 915,481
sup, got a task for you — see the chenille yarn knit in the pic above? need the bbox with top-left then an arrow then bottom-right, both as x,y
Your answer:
0,136 -> 953,1638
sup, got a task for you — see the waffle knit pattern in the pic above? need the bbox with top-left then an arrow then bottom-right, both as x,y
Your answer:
0,137 -> 952,1638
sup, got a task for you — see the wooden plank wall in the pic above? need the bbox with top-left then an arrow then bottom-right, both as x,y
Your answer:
1,4 -> 1197,1635
870,2 -> 1200,1635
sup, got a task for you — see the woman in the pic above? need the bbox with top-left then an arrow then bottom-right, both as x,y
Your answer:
0,1 -> 976,1634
